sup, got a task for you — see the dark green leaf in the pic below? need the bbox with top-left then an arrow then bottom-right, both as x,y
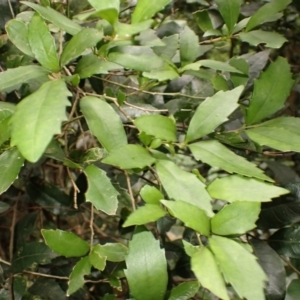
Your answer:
179,25 -> 199,66
286,280 -> 300,300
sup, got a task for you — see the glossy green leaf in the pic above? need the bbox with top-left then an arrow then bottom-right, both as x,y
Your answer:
80,96 -> 127,152
88,0 -> 119,24
140,185 -> 163,205
28,13 -> 59,72
190,247 -> 229,300
189,140 -> 272,182
21,1 -> 82,35
11,79 -> 71,162
209,235 -> 267,300
0,65 -> 50,92
134,115 -> 177,142
108,46 -> 165,72
161,200 -> 210,236
123,204 -> 166,227
211,202 -> 260,235
246,0 -> 292,32
246,57 -> 293,125
215,0 -> 241,33
125,231 -> 168,300
131,0 -> 171,23
186,85 -> 244,142
240,30 -> 287,48
207,175 -> 289,202
60,28 -> 103,66
102,144 -> 155,169
75,54 -> 121,78
179,25 -> 199,66
168,281 -> 200,300
93,243 -> 128,262
5,20 -> 34,57
84,165 -> 119,215
41,229 -> 90,257
246,127 -> 300,152
156,160 -> 213,216
67,256 -> 91,296
89,247 -> 106,271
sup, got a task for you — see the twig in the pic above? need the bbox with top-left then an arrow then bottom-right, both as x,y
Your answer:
124,171 -> 135,211
7,0 -> 15,18
90,203 -> 94,249
67,168 -> 80,209
280,255 -> 300,276
9,195 -> 19,262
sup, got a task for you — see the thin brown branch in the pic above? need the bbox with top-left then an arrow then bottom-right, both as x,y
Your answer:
67,168 -> 80,209
125,171 -> 135,211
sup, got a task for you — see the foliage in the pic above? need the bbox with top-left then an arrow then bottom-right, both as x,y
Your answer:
1,0 -> 300,299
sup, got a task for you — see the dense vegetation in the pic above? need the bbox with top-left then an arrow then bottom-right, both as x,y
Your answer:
1,0 -> 300,299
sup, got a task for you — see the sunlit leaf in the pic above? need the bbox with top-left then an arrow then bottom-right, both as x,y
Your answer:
140,185 -> 163,205
168,281 -> 200,300
92,243 -> 128,262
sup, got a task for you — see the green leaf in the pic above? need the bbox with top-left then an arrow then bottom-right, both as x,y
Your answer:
108,46 -> 165,72
246,0 -> 292,32
286,280 -> 300,300
75,54 -> 121,78
0,148 -> 24,195
21,1 -> 82,35
143,63 -> 179,81
209,235 -> 267,300
161,200 -> 210,236
258,116 -> 300,134
88,0 -> 120,24
246,57 -> 293,125
131,0 -> 171,24
0,102 -> 15,145
190,247 -> 229,300
60,28 -> 103,66
11,242 -> 57,273
125,231 -> 168,300
194,10 -> 214,32
246,127 -> 300,152
211,202 -> 260,235
84,165 -> 119,215
189,140 -> 272,182
28,13 -> 60,72
41,229 -> 90,257
5,20 -> 34,57
67,256 -> 91,296
240,30 -> 287,48
215,0 -> 241,33
185,85 -> 244,142
115,20 -> 153,37
207,175 -> 289,202
123,204 -> 166,227
168,281 -> 200,300
179,25 -> 199,66
0,65 -> 50,92
153,34 -> 179,60
80,96 -> 127,152
102,144 -> 155,169
156,160 -> 213,216
92,243 -> 128,262
89,247 -> 106,271
140,185 -> 163,205
11,79 -> 71,162
134,115 -> 177,142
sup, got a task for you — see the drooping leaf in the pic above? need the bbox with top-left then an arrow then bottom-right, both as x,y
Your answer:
207,175 -> 289,202
5,20 -> 34,57
209,235 -> 267,300
41,229 -> 90,257
28,13 -> 60,72
156,160 -> 213,216
131,0 -> 171,24
60,28 -> 103,66
102,144 -> 155,169
125,231 -> 168,300
88,0 -> 119,24
246,57 -> 293,125
84,165 -> 119,215
246,0 -> 292,32
161,200 -> 210,236
189,140 -> 272,182
0,148 -> 24,195
240,30 -> 287,48
211,202 -> 260,235
179,25 -> 199,66
89,247 -> 106,271
168,281 -> 200,300
123,204 -> 166,227
11,242 -> 57,273
185,85 -> 244,142
251,240 -> 286,300
21,1 -> 82,35
134,115 -> 177,142
140,185 -> 163,205
108,46 -> 165,72
0,65 -> 50,92
215,0 -> 241,33
11,79 -> 71,162
67,256 -> 91,296
92,243 -> 128,262
80,96 -> 127,152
